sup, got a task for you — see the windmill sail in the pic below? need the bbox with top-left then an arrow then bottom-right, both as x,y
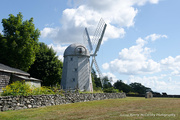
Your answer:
93,58 -> 103,86
92,18 -> 106,47
83,18 -> 107,87
84,28 -> 93,52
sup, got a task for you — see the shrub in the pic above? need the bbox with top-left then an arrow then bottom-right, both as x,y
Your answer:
31,86 -> 54,95
93,89 -> 103,93
2,81 -> 32,96
127,91 -> 139,95
103,87 -> 120,93
2,81 -> 64,96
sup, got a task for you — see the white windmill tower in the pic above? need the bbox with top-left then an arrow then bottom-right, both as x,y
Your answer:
61,19 -> 107,92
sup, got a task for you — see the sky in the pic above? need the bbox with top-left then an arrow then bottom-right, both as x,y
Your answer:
0,0 -> 180,94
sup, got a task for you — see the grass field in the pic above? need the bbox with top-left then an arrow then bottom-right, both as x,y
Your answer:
0,97 -> 179,120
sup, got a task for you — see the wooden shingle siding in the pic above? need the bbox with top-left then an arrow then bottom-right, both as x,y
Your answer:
0,72 -> 11,92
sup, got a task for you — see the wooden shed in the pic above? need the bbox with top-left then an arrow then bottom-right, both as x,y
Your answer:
0,63 -> 42,92
145,92 -> 153,98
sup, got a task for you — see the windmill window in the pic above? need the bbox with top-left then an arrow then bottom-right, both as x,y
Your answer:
73,68 -> 77,72
78,48 -> 82,53
75,46 -> 86,55
72,78 -> 75,82
70,57 -> 73,61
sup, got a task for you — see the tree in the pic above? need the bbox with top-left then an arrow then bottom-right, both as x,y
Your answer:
102,76 -> 112,89
0,12 -> 40,71
91,68 -> 102,90
113,80 -> 134,93
101,76 -> 121,93
129,82 -> 149,94
91,70 -> 115,92
28,42 -> 63,86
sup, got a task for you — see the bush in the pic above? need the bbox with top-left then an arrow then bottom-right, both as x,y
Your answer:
2,81 -> 64,96
103,87 -> 120,93
31,86 -> 54,95
127,91 -> 139,95
93,89 -> 103,93
2,81 -> 31,96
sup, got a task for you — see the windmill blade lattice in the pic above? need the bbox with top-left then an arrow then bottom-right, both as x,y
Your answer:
83,28 -> 93,53
93,57 -> 104,86
83,18 -> 107,87
92,18 -> 106,47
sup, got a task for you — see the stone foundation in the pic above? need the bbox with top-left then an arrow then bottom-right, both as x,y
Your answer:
0,93 -> 126,111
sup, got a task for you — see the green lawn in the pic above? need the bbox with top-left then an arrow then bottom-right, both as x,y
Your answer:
0,97 -> 179,120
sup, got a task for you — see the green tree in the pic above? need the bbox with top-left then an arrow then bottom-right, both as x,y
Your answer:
101,76 -> 120,93
0,12 -> 40,71
129,82 -> 149,94
28,42 -> 63,86
102,76 -> 112,89
113,80 -> 134,93
91,68 -> 102,90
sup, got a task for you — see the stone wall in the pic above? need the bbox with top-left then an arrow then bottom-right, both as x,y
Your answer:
0,93 -> 126,111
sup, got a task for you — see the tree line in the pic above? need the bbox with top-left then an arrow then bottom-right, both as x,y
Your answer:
0,13 -> 155,94
92,70 -> 153,94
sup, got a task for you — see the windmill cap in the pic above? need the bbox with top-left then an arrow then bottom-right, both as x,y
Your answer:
64,43 -> 90,57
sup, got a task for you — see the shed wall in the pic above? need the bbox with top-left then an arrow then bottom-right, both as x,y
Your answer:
25,81 -> 41,88
0,72 -> 11,92
12,75 -> 41,88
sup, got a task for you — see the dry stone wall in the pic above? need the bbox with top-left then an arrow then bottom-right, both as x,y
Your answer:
0,93 -> 126,111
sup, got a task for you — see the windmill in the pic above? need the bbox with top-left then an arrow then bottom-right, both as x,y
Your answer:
84,18 -> 107,87
61,19 -> 107,92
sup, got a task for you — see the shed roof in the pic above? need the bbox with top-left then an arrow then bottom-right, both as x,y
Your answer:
13,75 -> 42,82
0,63 -> 30,76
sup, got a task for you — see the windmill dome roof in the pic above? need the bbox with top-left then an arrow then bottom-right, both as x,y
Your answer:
64,43 -> 90,56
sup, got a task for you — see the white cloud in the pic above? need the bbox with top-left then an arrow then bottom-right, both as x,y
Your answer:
171,70 -> 180,76
102,33 -> 169,75
149,0 -> 159,4
41,27 -> 59,39
136,37 -> 147,46
101,33 -> 180,94
102,63 -> 109,70
168,77 -> 172,82
48,43 -> 68,61
41,0 -> 160,44
119,38 -> 150,61
105,37 -> 160,75
132,0 -> 159,6
128,75 -> 180,94
128,75 -> 166,88
106,43 -> 180,93
102,72 -> 118,84
145,33 -> 167,41
45,23 -> 55,27
160,55 -> 180,75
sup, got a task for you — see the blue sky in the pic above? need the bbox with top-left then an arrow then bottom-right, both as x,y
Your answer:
1,0 -> 180,94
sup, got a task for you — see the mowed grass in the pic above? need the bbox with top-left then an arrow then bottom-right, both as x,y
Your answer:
0,97 -> 180,120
